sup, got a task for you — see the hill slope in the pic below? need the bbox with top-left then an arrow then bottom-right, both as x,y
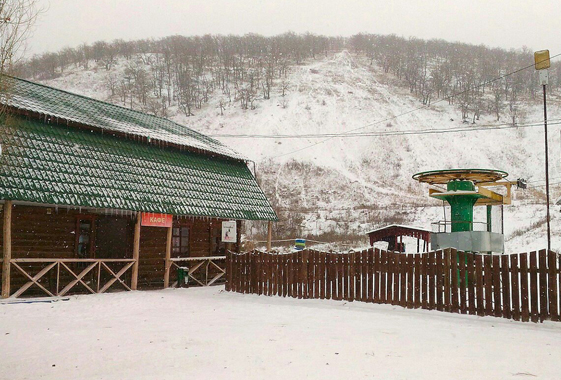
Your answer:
39,51 -> 561,252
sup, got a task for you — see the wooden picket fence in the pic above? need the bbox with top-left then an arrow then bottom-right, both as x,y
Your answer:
225,248 -> 561,323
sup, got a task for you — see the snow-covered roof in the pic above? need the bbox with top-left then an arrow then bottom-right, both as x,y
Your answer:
366,224 -> 432,235
1,75 -> 245,161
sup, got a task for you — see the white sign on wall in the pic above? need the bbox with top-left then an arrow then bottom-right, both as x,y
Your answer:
222,221 -> 237,243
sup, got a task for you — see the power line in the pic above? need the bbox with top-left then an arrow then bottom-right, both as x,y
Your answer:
262,52 -> 561,158
210,119 -> 561,139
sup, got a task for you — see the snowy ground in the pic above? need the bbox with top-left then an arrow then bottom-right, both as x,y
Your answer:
1,286 -> 560,380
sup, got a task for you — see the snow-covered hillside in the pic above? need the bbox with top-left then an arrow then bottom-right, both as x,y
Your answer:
39,51 -> 561,252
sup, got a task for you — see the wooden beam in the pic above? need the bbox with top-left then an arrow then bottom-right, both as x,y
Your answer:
477,186 -> 503,204
267,221 -> 272,252
2,200 -> 13,298
131,212 -> 141,290
164,224 -> 173,288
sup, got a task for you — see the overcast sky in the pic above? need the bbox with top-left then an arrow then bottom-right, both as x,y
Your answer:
26,0 -> 560,57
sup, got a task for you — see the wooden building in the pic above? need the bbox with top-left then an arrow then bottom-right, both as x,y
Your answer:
0,76 -> 277,298
366,224 -> 430,253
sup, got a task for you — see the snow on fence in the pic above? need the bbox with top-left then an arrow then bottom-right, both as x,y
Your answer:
225,249 -> 561,323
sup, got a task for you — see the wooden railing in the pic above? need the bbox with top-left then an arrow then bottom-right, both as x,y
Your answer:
226,249 -> 561,323
169,256 -> 226,287
2,258 -> 135,298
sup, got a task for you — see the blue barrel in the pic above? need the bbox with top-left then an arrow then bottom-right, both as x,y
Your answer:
295,238 -> 306,251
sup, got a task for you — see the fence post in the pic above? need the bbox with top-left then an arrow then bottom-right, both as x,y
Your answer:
225,251 -> 232,291
548,250 -> 559,321
539,249 -> 548,322
302,250 -> 309,299
349,251 -> 355,302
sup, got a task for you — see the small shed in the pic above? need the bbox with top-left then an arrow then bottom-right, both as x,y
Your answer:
366,224 -> 431,253
0,76 -> 277,298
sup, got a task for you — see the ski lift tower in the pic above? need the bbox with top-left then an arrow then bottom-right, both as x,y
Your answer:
413,169 -> 521,253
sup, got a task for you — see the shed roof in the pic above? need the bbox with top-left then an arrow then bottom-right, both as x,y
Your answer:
1,75 -> 244,160
366,224 -> 431,245
0,116 -> 277,221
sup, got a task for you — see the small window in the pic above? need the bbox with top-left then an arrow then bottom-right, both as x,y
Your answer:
172,226 -> 190,256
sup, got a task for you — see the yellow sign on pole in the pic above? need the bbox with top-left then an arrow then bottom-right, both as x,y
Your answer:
534,50 -> 550,70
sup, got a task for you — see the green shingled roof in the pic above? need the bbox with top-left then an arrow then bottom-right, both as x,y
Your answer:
1,75 -> 244,160
0,117 -> 277,221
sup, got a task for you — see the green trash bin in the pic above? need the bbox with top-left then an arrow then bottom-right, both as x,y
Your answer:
177,267 -> 189,288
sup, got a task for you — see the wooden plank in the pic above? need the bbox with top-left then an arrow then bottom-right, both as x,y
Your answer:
286,251 -> 292,297
342,253 -> 348,301
98,261 -> 135,293
325,252 -> 331,300
520,253 -> 530,322
356,251 -> 361,301
538,249 -> 548,322
466,252 -> 476,315
2,200 -> 13,298
337,253 -> 343,301
414,254 -> 421,308
258,251 -> 264,295
421,252 -> 427,309
59,262 -> 98,295
444,249 -> 452,312
11,262 -> 57,298
458,251 -> 467,314
428,251 -> 436,310
548,250 -> 559,321
348,251 -> 355,302
451,249 -> 459,313
163,225 -> 173,288
131,212 -> 141,291
393,254 -> 400,306
510,254 -> 520,321
225,251 -> 232,292
327,252 -> 333,300
231,253 -> 237,293
387,252 -> 394,304
307,250 -> 313,299
315,251 -> 321,299
277,254 -> 286,297
400,254 -> 407,308
373,248 -> 380,303
501,254 -> 511,319
269,252 -> 274,296
248,252 -> 253,294
436,250 -> 443,311
475,254 -> 484,316
240,252 -> 245,294
529,251 -> 539,322
361,250 -> 368,302
406,254 -> 414,309
483,254 -> 493,316
367,248 -> 374,303
559,254 -> 561,323
266,222 -> 272,251
302,250 -> 309,299
263,253 -> 269,296
380,250 -> 387,303
319,251 -> 326,299
492,255 -> 501,317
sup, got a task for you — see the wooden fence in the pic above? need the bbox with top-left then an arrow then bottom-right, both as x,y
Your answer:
225,249 -> 561,323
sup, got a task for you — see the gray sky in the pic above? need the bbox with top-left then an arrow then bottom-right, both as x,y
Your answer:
26,0 -> 560,57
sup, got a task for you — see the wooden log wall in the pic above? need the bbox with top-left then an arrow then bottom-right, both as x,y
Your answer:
0,204 -> 239,295
226,249 -> 561,323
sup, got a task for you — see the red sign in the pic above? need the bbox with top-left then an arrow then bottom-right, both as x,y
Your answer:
141,213 -> 173,227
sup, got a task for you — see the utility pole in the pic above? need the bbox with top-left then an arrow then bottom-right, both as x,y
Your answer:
534,50 -> 551,251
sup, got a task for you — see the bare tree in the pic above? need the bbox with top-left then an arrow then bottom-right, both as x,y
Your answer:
1,0 -> 41,114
